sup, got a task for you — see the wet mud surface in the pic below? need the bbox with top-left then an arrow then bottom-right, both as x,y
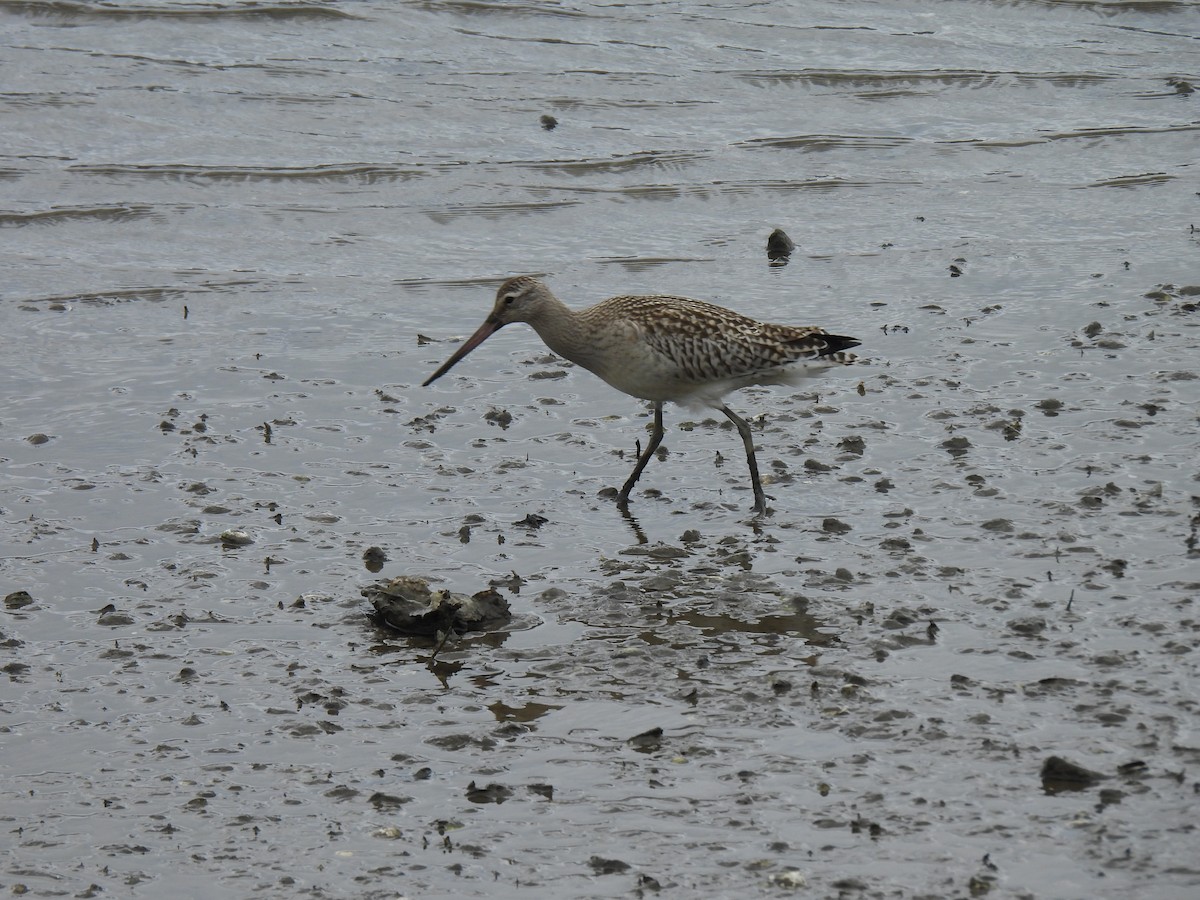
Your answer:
2,1 -> 1199,898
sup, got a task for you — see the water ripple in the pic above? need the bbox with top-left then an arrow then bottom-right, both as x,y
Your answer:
1,0 -> 360,21
66,162 -> 433,183
0,204 -> 157,227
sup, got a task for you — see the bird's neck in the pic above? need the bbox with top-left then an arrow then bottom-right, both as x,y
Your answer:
528,297 -> 594,367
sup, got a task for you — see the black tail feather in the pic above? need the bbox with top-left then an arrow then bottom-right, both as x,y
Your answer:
819,333 -> 861,356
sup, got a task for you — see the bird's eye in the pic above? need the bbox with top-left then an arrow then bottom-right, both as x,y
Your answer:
503,294 -> 516,306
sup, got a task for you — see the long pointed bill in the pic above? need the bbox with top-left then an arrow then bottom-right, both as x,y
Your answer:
422,316 -> 504,386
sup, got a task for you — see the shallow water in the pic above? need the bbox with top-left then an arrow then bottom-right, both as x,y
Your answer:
2,0 -> 1199,897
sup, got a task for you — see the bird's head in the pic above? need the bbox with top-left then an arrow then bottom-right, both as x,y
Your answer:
421,276 -> 553,387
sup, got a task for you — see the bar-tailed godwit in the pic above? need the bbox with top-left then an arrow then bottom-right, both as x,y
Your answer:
423,276 -> 859,513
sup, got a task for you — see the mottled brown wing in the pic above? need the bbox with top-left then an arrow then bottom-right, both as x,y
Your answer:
625,296 -> 850,383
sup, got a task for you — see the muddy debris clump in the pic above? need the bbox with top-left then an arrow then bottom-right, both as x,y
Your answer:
365,575 -> 511,636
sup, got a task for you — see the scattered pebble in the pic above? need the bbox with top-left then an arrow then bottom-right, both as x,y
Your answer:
219,529 -> 254,547
5,590 -> 35,610
1041,756 -> 1107,788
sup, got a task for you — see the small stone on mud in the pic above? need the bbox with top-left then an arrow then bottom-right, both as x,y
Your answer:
648,544 -> 688,559
1101,558 -> 1128,577
466,781 -> 512,804
771,869 -> 807,888
5,590 -> 35,609
883,608 -> 917,629
512,513 -> 548,529
97,607 -> 135,627
219,529 -> 253,547
1008,616 -> 1046,636
362,546 -> 387,573
1097,788 -> 1125,807
838,435 -> 866,454
368,792 -> 411,809
26,433 -> 51,445
767,228 -> 795,261
588,856 -> 631,875
1041,755 -> 1107,788
627,726 -> 664,753
484,408 -> 513,428
540,114 -> 558,130
822,518 -> 851,534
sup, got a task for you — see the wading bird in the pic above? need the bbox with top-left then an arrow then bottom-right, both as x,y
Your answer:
423,276 -> 859,513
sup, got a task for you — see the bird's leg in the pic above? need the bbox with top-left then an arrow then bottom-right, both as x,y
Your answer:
617,402 -> 665,508
719,405 -> 768,514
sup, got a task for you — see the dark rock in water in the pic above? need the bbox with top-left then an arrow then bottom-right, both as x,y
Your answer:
627,726 -> 664,753
540,114 -> 558,130
5,590 -> 35,610
1041,755 -> 1107,791
368,791 -> 411,809
97,606 -> 135,627
362,546 -> 387,573
466,781 -> 513,804
589,856 -> 631,875
484,407 -> 513,429
767,228 -> 795,261
365,575 -> 510,635
1008,615 -> 1046,636
219,528 -> 253,547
